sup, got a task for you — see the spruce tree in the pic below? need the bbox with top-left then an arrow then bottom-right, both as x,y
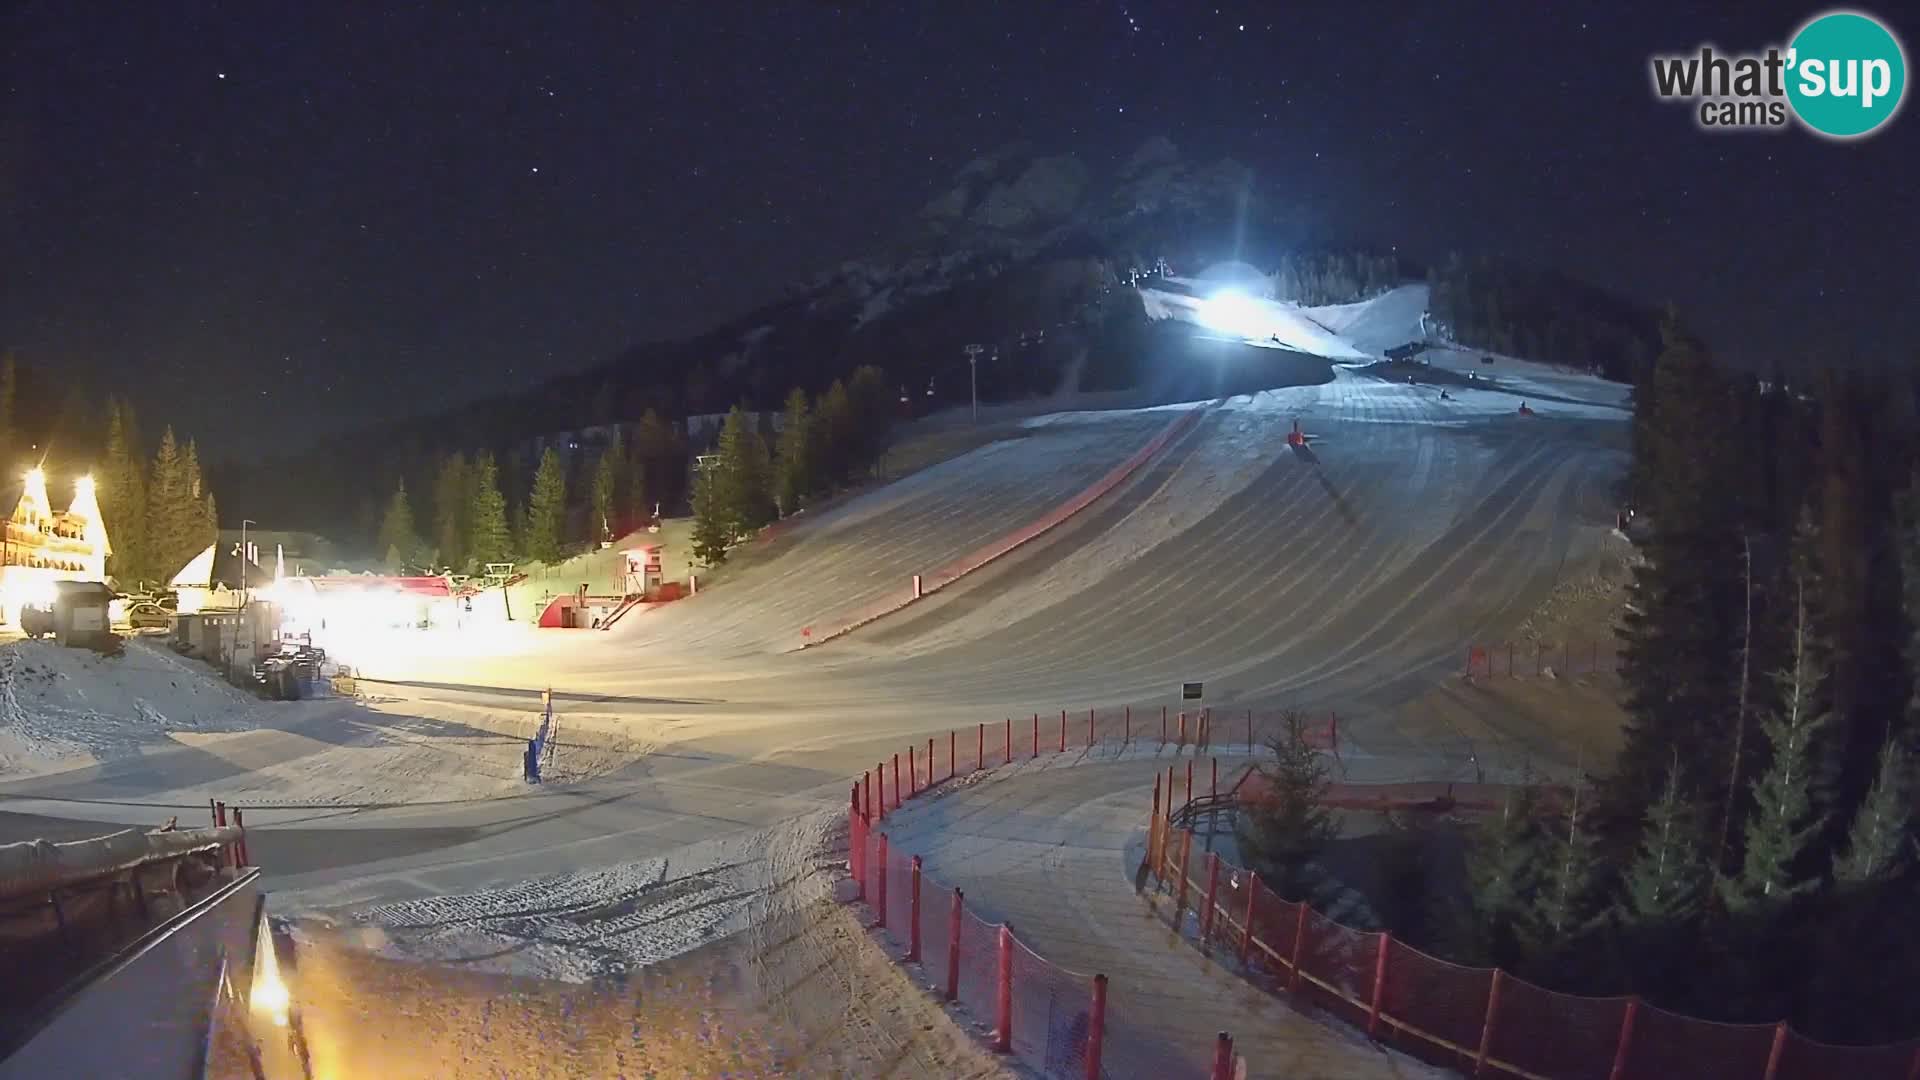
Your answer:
524,447 -> 568,564
592,430 -> 624,544
1527,784 -> 1603,955
814,380 -> 853,485
1620,760 -> 1709,929
100,399 -> 150,585
147,427 -> 192,582
377,478 -> 420,572
1466,785 -> 1544,967
689,456 -> 732,566
1719,557 -> 1830,918
1613,314 -> 1746,813
1831,739 -> 1912,887
715,406 -> 773,534
467,452 -> 512,567
184,440 -> 217,560
432,452 -> 469,572
775,387 -> 813,514
1234,710 -> 1337,900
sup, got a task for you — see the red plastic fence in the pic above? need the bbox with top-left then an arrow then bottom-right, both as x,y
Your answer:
1466,639 -> 1620,679
806,402 -> 1212,645
1146,795 -> 1920,1080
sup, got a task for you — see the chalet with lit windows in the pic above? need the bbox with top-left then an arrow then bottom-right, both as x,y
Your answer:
1,469 -> 110,625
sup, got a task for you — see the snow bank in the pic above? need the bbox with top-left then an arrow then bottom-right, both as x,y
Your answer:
1302,284 -> 1432,356
0,639 -> 276,777
331,809 -> 840,983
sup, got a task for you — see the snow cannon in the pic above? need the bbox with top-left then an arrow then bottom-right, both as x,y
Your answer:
1517,402 -> 1536,417
1287,420 -> 1307,448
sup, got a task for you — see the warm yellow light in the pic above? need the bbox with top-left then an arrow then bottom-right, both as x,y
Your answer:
24,467 -> 43,486
249,933 -> 291,1028
75,475 -> 95,496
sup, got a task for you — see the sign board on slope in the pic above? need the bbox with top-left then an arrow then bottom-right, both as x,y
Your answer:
1181,682 -> 1203,701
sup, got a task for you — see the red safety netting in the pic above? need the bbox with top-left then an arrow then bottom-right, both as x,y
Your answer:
1488,976 -> 1630,1080
1617,1001 -> 1774,1080
885,851 -> 914,941
1380,938 -> 1491,1070
1774,1030 -> 1920,1080
918,882 -> 958,995
1010,936 -> 1094,1078
953,906 -> 1002,1028
1243,879 -> 1300,989
1295,908 -> 1376,1027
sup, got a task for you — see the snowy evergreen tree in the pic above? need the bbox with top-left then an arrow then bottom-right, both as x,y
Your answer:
1234,710 -> 1337,900
1466,785 -> 1545,966
689,456 -> 732,566
1527,784 -> 1604,953
432,452 -> 469,572
466,452 -> 512,567
377,478 -> 421,572
775,387 -> 814,514
1831,739 -> 1913,888
146,427 -> 195,582
101,399 -> 149,584
591,428 -> 625,543
1619,760 -> 1709,929
1719,558 -> 1830,917
524,447 -> 568,564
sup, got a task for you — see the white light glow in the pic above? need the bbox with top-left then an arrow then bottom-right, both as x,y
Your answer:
1196,290 -> 1272,339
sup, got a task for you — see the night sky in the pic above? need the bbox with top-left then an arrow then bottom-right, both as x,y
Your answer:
4,2 -> 1916,457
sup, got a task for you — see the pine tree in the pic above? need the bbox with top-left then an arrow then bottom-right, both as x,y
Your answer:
377,478 -> 420,572
1466,786 -> 1544,966
775,387 -> 814,514
592,429 -> 625,543
1527,784 -> 1604,954
432,452 -> 469,572
1613,315 -> 1746,813
814,380 -> 853,485
1234,710 -> 1337,900
524,447 -> 568,564
100,399 -> 149,585
1719,554 -> 1830,918
183,440 -> 217,559
1620,760 -> 1709,928
467,452 -> 512,567
845,365 -> 894,473
715,406 -> 773,534
1831,739 -> 1913,887
147,427 -> 192,582
689,456 -> 732,566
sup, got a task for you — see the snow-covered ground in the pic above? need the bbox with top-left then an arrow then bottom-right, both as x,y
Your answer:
0,639 -> 281,778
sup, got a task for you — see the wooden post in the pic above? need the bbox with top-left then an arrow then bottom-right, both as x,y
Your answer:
1085,974 -> 1109,1080
892,754 -> 901,809
908,856 -> 923,961
1762,1021 -> 1789,1080
1474,969 -> 1505,1077
1210,1032 -> 1234,1080
908,745 -> 916,797
995,925 -> 1014,1053
1178,710 -> 1187,746
977,723 -> 984,773
1059,708 -> 1067,753
1124,704 -> 1131,744
1201,853 -> 1221,948
1368,931 -> 1391,1039
876,834 -> 890,929
1608,998 -> 1640,1080
1289,902 -> 1309,993
1032,713 -> 1039,758
946,888 -> 963,1000
1005,717 -> 1012,765
1240,871 -> 1259,968
1088,707 -> 1095,748
949,731 -> 956,780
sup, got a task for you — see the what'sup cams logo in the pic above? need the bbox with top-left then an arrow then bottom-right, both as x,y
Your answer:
1650,10 -> 1907,138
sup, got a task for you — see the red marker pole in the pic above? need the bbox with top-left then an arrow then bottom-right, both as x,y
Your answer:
1085,973 -> 1109,1080
949,731 -> 956,781
908,856 -> 923,962
1004,717 -> 1012,765
1210,1032 -> 1235,1080
995,925 -> 1014,1053
946,888 -> 963,1000
892,754 -> 902,810
977,723 -> 985,773
1178,711 -> 1187,746
908,745 -> 916,797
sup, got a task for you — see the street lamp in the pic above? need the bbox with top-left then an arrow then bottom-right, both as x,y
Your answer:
963,344 -> 984,425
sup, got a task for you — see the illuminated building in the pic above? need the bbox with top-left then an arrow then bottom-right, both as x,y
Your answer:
1,470 -> 110,626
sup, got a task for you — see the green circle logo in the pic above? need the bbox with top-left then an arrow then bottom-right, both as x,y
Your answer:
1786,11 -> 1907,138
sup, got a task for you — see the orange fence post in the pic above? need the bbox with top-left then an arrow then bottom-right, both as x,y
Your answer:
1368,931 -> 1390,1039
1085,973 -> 1108,1080
1178,710 -> 1187,745
1240,871 -> 1259,967
893,754 -> 901,809
876,763 -> 885,820
1288,902 -> 1309,993
946,888 -> 963,1000
995,925 -> 1014,1053
875,834 -> 890,929
1166,765 -> 1176,815
1474,969 -> 1505,1078
928,737 -> 935,786
908,746 -> 916,797
1201,853 -> 1221,948
1608,998 -> 1640,1080
1762,1021 -> 1789,1080
1167,826 -> 1182,910
908,856 -> 923,962
1210,1032 -> 1234,1080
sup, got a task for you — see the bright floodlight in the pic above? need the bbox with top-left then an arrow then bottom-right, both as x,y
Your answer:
74,475 -> 95,495
1196,290 -> 1270,338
